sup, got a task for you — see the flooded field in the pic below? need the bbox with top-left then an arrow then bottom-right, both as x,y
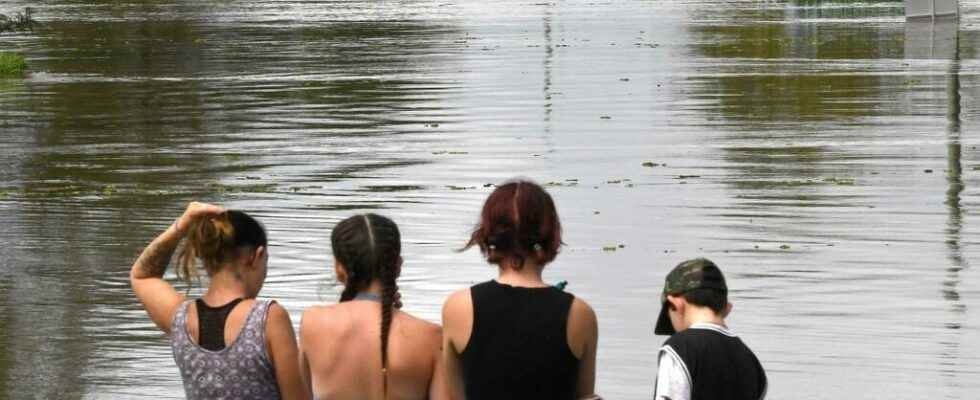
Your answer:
2,0 -> 980,398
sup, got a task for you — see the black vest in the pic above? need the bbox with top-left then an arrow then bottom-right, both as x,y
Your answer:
460,280 -> 579,400
662,327 -> 767,400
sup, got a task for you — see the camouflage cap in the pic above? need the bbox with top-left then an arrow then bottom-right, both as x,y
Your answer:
654,258 -> 728,335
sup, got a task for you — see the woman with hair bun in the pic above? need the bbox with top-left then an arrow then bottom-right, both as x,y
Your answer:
299,214 -> 447,400
129,202 -> 308,400
442,179 -> 600,399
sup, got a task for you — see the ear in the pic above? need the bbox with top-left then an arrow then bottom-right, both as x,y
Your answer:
244,246 -> 266,268
723,302 -> 733,318
334,260 -> 348,285
666,294 -> 685,312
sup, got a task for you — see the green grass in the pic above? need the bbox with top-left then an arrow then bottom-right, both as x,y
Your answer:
0,52 -> 26,77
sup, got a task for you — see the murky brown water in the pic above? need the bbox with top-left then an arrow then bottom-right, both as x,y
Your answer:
2,0 -> 980,398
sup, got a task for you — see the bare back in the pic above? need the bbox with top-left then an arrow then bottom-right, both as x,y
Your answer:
300,300 -> 445,400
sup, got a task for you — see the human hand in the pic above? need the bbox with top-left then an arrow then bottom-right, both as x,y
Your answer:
176,202 -> 225,233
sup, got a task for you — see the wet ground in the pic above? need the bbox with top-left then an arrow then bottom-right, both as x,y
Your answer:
1,0 -> 979,398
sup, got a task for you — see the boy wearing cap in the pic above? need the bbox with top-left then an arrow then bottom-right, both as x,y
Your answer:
653,258 -> 767,400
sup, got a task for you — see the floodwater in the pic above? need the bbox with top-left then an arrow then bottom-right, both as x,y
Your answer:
1,0 -> 979,398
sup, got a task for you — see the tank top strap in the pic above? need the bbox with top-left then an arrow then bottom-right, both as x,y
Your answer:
243,300 -> 275,345
170,299 -> 194,339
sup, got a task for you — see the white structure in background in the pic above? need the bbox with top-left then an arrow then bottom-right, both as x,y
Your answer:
905,0 -> 959,19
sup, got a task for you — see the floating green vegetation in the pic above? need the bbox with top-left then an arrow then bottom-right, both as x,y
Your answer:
674,175 -> 701,180
0,52 -> 27,77
432,150 -> 468,155
779,244 -> 791,250
545,181 -> 578,187
642,161 -> 660,167
101,184 -> 117,197
0,8 -> 36,34
207,182 -> 277,194
823,177 -> 855,185
446,185 -> 476,191
602,246 -> 618,252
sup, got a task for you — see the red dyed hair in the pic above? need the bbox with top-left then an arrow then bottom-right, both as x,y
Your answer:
463,179 -> 563,269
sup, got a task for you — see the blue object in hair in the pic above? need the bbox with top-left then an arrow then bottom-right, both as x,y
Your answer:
554,280 -> 568,291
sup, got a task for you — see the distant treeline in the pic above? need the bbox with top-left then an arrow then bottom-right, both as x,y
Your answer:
0,7 -> 37,33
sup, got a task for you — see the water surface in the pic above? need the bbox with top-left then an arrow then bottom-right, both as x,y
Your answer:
1,0 -> 979,398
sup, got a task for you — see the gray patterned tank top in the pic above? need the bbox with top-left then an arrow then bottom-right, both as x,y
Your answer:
171,299 -> 281,400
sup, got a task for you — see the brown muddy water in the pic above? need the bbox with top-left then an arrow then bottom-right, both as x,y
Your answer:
1,0 -> 980,398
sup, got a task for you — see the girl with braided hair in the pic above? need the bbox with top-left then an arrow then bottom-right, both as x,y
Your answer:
299,214 -> 448,400
442,179 -> 600,399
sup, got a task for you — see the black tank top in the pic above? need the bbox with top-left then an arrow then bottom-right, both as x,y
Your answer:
662,327 -> 767,400
195,298 -> 244,351
460,280 -> 579,400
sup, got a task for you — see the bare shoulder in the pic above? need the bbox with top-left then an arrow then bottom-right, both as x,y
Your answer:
569,296 -> 598,327
299,304 -> 345,337
566,295 -> 598,359
265,301 -> 295,328
441,288 -> 472,319
396,311 -> 443,342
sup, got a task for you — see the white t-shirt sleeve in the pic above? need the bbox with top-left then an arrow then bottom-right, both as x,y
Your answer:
654,345 -> 691,400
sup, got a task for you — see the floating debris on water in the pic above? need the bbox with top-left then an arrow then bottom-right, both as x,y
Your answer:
594,211 -> 600,215
674,175 -> 700,179
924,169 -> 933,173
425,123 -> 440,128
606,179 -> 622,184
483,183 -> 494,188
619,78 -> 630,82
546,181 -> 578,187
600,115 -> 612,120
642,161 -> 660,167
446,185 -> 476,191
602,246 -> 618,252
779,244 -> 790,250
101,184 -> 117,197
824,177 -> 855,185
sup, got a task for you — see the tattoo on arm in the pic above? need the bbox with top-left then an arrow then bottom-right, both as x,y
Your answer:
134,236 -> 178,279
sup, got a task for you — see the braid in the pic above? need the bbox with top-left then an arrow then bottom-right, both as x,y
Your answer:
330,213 -> 401,399
366,214 -> 400,399
330,214 -> 401,398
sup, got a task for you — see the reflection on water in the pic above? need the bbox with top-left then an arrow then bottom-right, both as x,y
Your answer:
1,0 -> 980,399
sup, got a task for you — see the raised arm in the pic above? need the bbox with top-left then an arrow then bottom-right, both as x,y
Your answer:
129,202 -> 224,334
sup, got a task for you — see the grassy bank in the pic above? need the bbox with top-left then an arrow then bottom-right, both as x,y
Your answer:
0,52 -> 27,77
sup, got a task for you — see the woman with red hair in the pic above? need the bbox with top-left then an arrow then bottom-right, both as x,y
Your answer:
441,179 -> 600,399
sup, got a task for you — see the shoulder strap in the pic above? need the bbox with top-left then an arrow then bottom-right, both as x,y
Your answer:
170,300 -> 193,338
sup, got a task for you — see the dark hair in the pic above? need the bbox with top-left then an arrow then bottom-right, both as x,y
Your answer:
330,214 -> 400,396
463,179 -> 562,269
177,210 -> 267,286
680,288 -> 727,314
